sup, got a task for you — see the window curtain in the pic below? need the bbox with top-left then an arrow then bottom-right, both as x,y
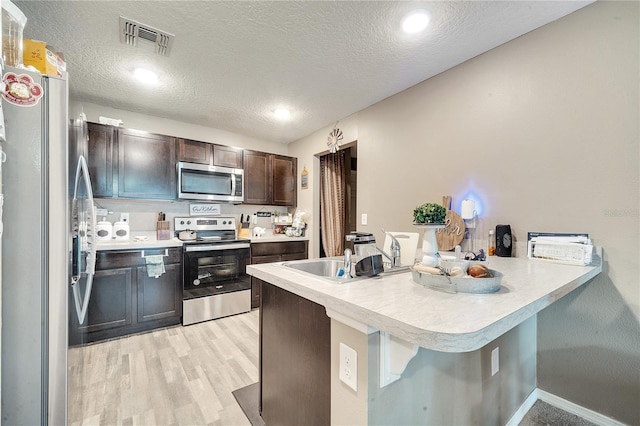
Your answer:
320,151 -> 346,257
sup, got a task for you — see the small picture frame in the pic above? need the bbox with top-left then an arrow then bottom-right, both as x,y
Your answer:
301,166 -> 309,190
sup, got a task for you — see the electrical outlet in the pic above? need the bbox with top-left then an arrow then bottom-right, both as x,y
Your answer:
339,343 -> 358,391
361,213 -> 368,226
491,347 -> 499,376
120,212 -> 129,223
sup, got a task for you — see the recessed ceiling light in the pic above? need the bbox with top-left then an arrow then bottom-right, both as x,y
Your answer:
274,108 -> 291,121
402,10 -> 430,34
133,68 -> 158,85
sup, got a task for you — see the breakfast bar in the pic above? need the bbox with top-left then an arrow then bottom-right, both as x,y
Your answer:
247,250 -> 602,425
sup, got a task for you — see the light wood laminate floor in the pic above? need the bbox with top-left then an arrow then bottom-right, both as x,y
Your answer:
68,310 -> 259,426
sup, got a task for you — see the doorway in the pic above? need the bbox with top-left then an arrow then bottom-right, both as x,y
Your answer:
318,143 -> 357,258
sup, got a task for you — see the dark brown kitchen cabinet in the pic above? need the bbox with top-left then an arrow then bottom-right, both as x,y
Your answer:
69,248 -> 182,345
86,122 -> 114,198
118,128 -> 176,199
85,123 -> 176,201
177,138 -> 211,164
260,282 -> 330,425
250,240 -> 308,308
213,144 -> 243,168
177,139 -> 243,169
137,263 -> 182,323
243,150 -> 297,206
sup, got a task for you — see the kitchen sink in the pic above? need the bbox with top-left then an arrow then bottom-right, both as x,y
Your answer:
281,258 -> 411,283
282,259 -> 355,283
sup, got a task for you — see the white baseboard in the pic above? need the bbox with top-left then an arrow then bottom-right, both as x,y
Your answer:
505,388 -> 539,426
537,389 -> 626,426
505,388 -> 626,426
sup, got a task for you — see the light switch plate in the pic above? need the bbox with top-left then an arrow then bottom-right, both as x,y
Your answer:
361,213 -> 368,226
120,212 -> 129,223
491,347 -> 499,376
339,342 -> 358,392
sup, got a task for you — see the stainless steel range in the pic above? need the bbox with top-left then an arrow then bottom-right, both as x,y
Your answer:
175,216 -> 251,325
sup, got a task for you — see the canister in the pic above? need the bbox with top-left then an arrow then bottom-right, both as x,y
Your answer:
96,219 -> 112,241
113,221 -> 130,240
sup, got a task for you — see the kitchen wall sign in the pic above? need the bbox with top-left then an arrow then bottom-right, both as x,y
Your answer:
435,196 -> 465,251
190,203 -> 221,216
2,72 -> 43,107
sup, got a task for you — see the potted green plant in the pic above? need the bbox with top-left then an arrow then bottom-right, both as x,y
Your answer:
413,202 -> 447,267
413,203 -> 446,224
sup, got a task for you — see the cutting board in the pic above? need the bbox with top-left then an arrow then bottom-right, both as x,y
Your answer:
435,196 -> 465,251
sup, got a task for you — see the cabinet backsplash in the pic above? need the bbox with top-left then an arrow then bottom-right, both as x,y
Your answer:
95,198 -> 290,232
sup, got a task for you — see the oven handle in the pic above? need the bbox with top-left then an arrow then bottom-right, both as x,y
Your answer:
185,242 -> 250,252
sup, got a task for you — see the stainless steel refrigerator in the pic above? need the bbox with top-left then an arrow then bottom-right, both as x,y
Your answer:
0,65 -> 82,425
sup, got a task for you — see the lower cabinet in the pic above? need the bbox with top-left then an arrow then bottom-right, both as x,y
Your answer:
69,247 -> 182,346
250,240 -> 308,308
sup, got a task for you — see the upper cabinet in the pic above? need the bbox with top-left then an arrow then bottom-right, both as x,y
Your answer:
86,123 -> 176,200
118,128 -> 176,200
87,122 -> 114,198
243,150 -> 297,206
177,138 -> 243,169
86,122 -> 295,206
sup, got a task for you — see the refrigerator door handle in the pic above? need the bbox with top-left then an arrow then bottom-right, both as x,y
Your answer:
70,155 -> 96,324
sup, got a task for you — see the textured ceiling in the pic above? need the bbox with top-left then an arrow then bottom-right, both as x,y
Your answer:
15,1 -> 592,144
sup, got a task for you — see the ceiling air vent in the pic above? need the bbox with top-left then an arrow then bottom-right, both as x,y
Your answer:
119,16 -> 174,57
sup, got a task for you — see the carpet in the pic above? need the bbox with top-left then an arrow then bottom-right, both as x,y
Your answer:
232,382 -> 265,426
519,400 -> 597,426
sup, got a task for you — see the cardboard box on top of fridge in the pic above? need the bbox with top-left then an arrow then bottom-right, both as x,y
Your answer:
22,39 -> 66,77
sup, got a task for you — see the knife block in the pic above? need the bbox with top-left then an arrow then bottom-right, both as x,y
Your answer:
156,221 -> 171,240
238,227 -> 251,239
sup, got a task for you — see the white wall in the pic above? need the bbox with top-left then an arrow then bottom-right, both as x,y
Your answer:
289,1 -> 639,423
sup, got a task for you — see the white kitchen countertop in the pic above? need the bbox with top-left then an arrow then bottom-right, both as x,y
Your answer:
96,231 -> 183,251
249,235 -> 309,243
96,231 -> 308,250
246,252 -> 602,353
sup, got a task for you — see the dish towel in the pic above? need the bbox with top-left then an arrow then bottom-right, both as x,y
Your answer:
145,254 -> 165,278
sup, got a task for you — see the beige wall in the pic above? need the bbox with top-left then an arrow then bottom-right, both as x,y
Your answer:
289,1 -> 639,423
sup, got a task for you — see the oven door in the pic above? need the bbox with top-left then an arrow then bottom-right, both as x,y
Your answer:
183,242 -> 251,300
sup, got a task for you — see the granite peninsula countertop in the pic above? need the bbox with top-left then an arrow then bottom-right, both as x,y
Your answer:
247,252 -> 602,353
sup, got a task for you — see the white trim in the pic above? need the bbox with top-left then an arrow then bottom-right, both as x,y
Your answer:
326,309 -> 377,334
506,388 -> 626,426
505,388 -> 538,426
537,389 -> 626,426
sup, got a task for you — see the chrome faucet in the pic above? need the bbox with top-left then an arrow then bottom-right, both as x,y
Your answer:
343,248 -> 353,278
379,230 -> 402,268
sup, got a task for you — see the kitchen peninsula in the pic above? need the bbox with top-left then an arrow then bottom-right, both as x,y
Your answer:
247,251 -> 602,425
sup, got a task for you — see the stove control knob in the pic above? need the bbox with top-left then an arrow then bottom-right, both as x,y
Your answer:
180,220 -> 185,225
187,220 -> 192,225
193,279 -> 200,286
223,220 -> 227,225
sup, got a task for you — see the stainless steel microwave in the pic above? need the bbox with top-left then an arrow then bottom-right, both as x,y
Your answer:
177,162 -> 244,203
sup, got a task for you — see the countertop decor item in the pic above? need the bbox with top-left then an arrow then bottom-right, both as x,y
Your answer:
410,266 -> 503,294
435,196 -> 465,251
413,202 -> 447,266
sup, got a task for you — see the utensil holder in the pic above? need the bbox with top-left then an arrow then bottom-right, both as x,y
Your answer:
156,221 -> 171,240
